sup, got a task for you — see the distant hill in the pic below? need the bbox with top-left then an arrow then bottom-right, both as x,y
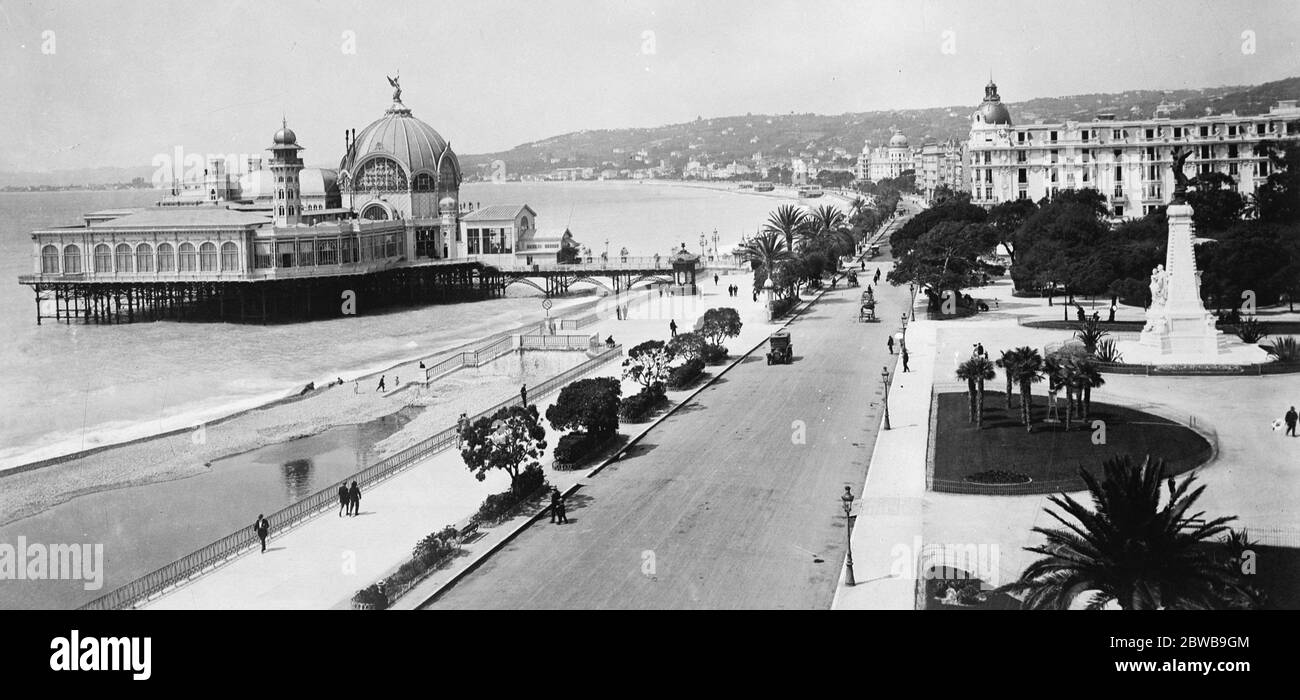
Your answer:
5,77 -> 1297,187
461,76 -> 1300,179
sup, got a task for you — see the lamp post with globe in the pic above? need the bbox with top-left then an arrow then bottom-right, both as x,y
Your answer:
841,486 -> 856,586
881,366 -> 892,430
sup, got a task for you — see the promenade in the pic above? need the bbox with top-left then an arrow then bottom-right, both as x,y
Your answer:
145,258 -> 867,608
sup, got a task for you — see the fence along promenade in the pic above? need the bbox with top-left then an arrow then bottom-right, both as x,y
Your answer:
81,344 -> 625,610
423,335 -> 519,382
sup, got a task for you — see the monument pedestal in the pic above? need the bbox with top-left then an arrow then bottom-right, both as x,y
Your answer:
1136,203 -> 1227,358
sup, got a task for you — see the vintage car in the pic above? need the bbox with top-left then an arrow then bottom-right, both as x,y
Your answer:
766,331 -> 793,365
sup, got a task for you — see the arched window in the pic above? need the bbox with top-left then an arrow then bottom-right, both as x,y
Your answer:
220,242 -> 239,272
199,242 -> 218,272
157,243 -> 175,272
356,157 -> 408,191
93,244 -> 113,273
115,243 -> 134,273
414,173 -> 434,191
361,204 -> 389,221
41,245 -> 59,273
136,243 -> 154,273
62,244 -> 82,274
178,243 -> 197,272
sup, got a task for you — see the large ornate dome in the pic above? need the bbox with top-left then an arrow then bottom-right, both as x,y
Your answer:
976,80 -> 1013,125
339,100 -> 461,190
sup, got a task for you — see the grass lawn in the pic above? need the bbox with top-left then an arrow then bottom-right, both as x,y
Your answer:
932,391 -> 1212,495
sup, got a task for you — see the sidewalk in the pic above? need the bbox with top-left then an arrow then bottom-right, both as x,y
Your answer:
146,268 -> 790,609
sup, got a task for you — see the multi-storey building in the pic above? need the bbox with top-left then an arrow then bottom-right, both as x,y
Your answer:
854,128 -> 916,183
966,79 -> 1300,217
915,137 -> 967,200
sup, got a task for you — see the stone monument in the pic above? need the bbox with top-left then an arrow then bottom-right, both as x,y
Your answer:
1136,147 -> 1227,356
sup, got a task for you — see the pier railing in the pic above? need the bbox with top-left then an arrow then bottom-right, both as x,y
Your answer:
80,343 -> 625,611
519,333 -> 600,351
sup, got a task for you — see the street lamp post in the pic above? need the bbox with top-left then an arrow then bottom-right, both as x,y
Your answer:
698,233 -> 707,260
881,366 -> 892,430
908,283 -> 916,321
712,229 -> 720,261
841,486 -> 856,587
900,313 -> 909,348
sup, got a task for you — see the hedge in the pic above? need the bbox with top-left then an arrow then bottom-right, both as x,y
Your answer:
667,358 -> 706,388
474,465 -> 549,523
619,382 -> 667,422
701,343 -> 729,365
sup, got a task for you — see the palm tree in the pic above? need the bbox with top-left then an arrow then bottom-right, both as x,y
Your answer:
765,204 -> 808,252
1073,358 -> 1106,423
956,356 -> 997,428
1008,348 -> 1044,432
1001,455 -> 1250,610
809,204 -> 847,237
849,196 -> 867,220
736,230 -> 792,293
995,349 -> 1017,409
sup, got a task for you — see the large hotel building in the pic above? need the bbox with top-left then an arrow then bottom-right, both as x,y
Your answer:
966,80 -> 1300,216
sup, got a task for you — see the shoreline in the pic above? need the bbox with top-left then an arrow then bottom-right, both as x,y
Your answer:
0,291 -> 606,477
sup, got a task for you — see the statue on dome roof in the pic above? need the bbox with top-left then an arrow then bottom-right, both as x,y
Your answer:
387,74 -> 402,103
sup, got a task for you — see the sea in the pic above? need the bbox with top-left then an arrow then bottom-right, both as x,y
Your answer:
0,181 -> 792,469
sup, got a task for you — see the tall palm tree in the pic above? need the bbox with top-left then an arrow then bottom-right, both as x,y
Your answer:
765,204 -> 808,252
1001,455 -> 1249,610
736,230 -> 792,292
956,356 -> 997,428
849,196 -> 868,220
1072,358 -> 1106,423
1008,348 -> 1044,432
809,204 -> 847,236
995,349 -> 1017,410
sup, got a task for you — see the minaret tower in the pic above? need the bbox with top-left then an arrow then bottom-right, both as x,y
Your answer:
268,119 -> 304,227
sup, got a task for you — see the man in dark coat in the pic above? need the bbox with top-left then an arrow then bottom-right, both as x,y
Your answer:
338,484 -> 349,517
520,383 -> 528,407
253,514 -> 270,553
550,487 -> 562,523
1286,406 -> 1298,437
902,349 -> 911,373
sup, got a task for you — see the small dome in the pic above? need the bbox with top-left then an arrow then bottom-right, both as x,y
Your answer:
273,127 -> 298,145
439,196 -> 457,207
889,132 -> 909,148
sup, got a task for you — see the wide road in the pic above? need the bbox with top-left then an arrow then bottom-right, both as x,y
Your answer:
426,267 -> 911,609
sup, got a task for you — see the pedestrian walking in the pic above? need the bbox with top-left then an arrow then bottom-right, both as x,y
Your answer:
616,305 -> 622,320
347,480 -> 361,516
550,487 -> 561,523
1108,302 -> 1116,323
253,514 -> 270,553
887,336 -> 895,354
659,286 -> 664,297
556,494 -> 569,524
456,412 -> 469,447
376,375 -> 386,392
669,320 -> 677,337
902,349 -> 911,372
752,290 -> 758,302
1287,406 -> 1298,437
520,383 -> 528,406
338,484 -> 349,516
714,273 -> 719,286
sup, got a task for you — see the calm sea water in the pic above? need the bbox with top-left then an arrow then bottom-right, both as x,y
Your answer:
0,182 -> 781,467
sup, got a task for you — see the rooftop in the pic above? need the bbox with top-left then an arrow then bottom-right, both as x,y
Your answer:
90,207 -> 271,229
460,204 -> 536,222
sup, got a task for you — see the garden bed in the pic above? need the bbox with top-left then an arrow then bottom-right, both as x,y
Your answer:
931,391 -> 1212,495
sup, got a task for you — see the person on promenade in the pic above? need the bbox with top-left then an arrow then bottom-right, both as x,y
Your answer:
253,514 -> 270,553
616,305 -> 622,320
354,381 -> 360,394
669,320 -> 678,337
1108,303 -> 1116,323
376,375 -> 386,392
338,484 -> 349,517
348,481 -> 361,516
714,274 -> 719,286
1286,406 -> 1297,437
887,336 -> 895,354
550,487 -> 562,523
902,349 -> 911,372
457,412 -> 469,447
752,289 -> 758,303
418,361 -> 426,369
556,493 -> 569,524
520,383 -> 528,406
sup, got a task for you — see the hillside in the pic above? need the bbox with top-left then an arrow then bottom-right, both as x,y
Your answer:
462,76 -> 1300,179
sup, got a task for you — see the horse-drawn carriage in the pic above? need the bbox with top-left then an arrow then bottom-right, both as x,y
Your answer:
766,331 -> 793,364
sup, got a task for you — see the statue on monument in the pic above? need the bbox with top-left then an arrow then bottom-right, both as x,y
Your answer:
1170,146 -> 1193,204
387,74 -> 402,103
1149,264 -> 1168,307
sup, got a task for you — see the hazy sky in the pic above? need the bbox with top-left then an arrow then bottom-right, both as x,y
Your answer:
2,0 -> 1298,172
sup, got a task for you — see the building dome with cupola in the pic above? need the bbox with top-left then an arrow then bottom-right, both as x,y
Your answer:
337,77 -> 462,259
974,79 -> 1013,126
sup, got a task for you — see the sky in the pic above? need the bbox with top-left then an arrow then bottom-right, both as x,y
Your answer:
2,0 -> 1298,172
